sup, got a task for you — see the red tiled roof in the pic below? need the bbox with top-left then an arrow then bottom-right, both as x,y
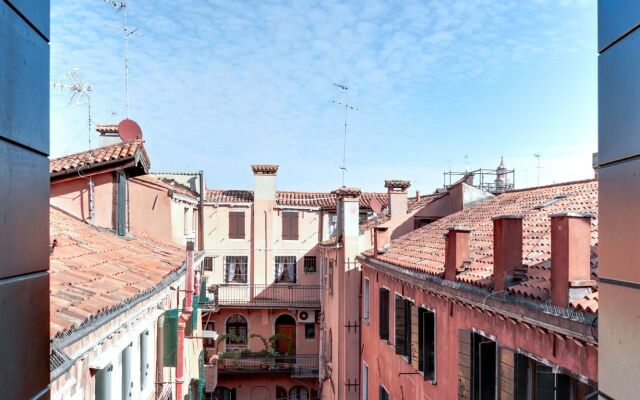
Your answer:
362,180 -> 599,312
206,189 -> 388,209
96,124 -> 119,134
50,140 -> 148,176
49,208 -> 185,339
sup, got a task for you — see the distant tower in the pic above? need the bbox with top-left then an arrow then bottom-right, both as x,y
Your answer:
495,156 -> 508,190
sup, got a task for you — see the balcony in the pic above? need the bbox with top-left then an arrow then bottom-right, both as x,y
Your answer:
205,284 -> 321,309
215,354 -> 319,378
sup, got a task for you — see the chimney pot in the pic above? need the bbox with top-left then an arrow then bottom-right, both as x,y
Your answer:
492,214 -> 524,292
444,226 -> 472,280
373,227 -> 390,256
550,212 -> 594,307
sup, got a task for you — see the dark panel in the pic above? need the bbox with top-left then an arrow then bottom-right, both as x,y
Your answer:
598,0 -> 640,53
0,141 -> 49,279
6,0 -> 50,40
599,159 -> 640,284
0,272 -> 49,399
0,2 -> 49,155
598,28 -> 640,165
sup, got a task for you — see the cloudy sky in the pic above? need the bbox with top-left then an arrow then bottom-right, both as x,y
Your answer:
51,0 -> 597,193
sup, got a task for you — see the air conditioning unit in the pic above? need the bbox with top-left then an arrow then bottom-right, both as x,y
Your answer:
297,310 -> 316,323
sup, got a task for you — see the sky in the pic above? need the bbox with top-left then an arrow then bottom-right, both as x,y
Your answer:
51,0 -> 597,193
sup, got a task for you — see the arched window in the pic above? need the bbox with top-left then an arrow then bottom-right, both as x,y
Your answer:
276,385 -> 288,400
225,314 -> 247,348
310,388 -> 319,400
289,386 -> 309,400
210,386 -> 235,400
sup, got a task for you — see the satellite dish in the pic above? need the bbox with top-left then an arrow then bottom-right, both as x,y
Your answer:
118,118 -> 142,141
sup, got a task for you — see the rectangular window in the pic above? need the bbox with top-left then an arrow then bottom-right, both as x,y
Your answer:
228,211 -> 245,239
282,211 -> 299,240
379,289 -> 390,340
363,278 -> 370,322
122,343 -> 132,400
95,363 -> 112,400
328,259 -> 334,294
184,208 -> 189,235
193,209 -> 198,236
514,354 -> 595,400
362,363 -> 369,400
203,257 -> 213,272
414,217 -> 435,230
116,172 -> 127,236
395,295 -> 412,359
419,308 -> 436,380
224,256 -> 248,283
471,333 -> 497,400
379,386 -> 389,400
305,323 -> 315,339
275,256 -> 297,283
140,330 -> 149,391
304,256 -> 317,272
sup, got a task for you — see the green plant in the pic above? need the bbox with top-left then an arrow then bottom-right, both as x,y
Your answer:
250,333 -> 270,352
215,333 -> 246,353
268,333 -> 294,355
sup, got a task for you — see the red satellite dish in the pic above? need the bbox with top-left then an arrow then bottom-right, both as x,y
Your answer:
370,197 -> 383,214
118,118 -> 143,141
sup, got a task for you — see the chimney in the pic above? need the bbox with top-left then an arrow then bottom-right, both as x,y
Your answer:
373,227 -> 390,256
331,187 -> 361,241
415,190 -> 421,202
550,212 -> 595,307
96,124 -> 121,147
252,164 -> 278,201
384,180 -> 411,220
492,215 -> 524,292
444,226 -> 472,280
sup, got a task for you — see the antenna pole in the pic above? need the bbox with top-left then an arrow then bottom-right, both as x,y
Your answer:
332,83 -> 357,187
88,95 -> 92,148
123,3 -> 129,118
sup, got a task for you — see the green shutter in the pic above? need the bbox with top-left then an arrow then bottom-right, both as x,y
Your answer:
199,278 -> 208,304
163,309 -> 179,367
191,294 -> 200,332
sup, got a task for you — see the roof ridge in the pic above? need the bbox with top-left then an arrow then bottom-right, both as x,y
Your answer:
50,139 -> 144,162
502,178 -> 597,194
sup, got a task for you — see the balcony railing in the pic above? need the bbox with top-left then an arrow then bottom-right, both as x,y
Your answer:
205,284 -> 321,309
215,354 -> 319,378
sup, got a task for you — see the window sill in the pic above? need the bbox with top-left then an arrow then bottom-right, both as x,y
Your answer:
362,319 -> 370,325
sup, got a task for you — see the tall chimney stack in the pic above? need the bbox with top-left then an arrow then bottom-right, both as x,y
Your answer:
550,212 -> 595,307
251,164 -> 278,201
492,215 -> 524,292
384,180 -> 411,221
373,227 -> 390,256
444,226 -> 472,280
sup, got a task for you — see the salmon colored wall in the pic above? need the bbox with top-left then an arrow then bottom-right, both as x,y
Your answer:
360,265 -> 598,400
214,376 -> 318,400
127,177 -> 174,242
50,173 -> 115,229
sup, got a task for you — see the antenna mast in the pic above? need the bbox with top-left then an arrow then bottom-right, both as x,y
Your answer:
104,0 -> 138,118
332,83 -> 358,186
52,69 -> 93,148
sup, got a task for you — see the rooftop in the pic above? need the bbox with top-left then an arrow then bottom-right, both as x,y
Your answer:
362,179 -> 599,313
206,189 -> 388,209
49,208 -> 185,340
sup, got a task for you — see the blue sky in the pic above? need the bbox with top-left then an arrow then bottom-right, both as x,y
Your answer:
51,0 -> 597,193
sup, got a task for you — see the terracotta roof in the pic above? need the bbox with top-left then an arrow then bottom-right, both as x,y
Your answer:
332,187 -> 362,198
384,180 -> 411,191
251,164 -> 279,175
96,124 -> 119,134
362,180 -> 599,312
50,140 -> 148,177
206,189 -> 388,209
49,208 -> 185,339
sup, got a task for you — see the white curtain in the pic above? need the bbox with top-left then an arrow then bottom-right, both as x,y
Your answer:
275,261 -> 284,281
227,258 -> 235,282
287,259 -> 296,282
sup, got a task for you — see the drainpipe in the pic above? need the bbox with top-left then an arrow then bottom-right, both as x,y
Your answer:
88,176 -> 95,225
176,239 -> 195,400
155,313 -> 165,398
198,170 -> 205,251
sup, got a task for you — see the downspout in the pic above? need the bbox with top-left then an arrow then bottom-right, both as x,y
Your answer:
155,313 -> 165,398
176,239 -> 195,400
198,170 -> 205,251
88,176 -> 95,225
264,210 -> 268,285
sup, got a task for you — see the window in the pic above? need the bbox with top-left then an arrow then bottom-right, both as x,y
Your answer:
304,256 -> 317,272
471,332 -> 497,400
282,211 -> 299,240
225,314 -> 248,349
140,330 -> 149,391
379,289 -> 390,340
414,217 -> 435,229
328,213 -> 338,236
362,363 -> 369,400
328,259 -> 334,294
276,386 -> 288,400
192,209 -> 198,237
224,256 -> 247,283
289,386 -> 308,400
211,387 -> 235,400
203,320 -> 216,347
419,308 -> 436,380
228,211 -> 245,239
379,386 -> 389,400
122,342 -> 133,399
363,278 -> 370,322
116,172 -> 127,236
275,256 -> 297,283
395,295 -> 412,359
95,364 -> 112,400
514,354 -> 595,400
305,323 -> 315,339
203,257 -> 213,272
184,208 -> 189,235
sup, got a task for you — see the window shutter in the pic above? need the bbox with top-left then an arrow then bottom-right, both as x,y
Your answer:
458,330 -> 472,400
282,213 -> 290,240
237,212 -> 245,239
229,212 -> 237,238
291,212 -> 299,240
379,289 -> 389,340
395,296 -> 406,355
410,304 -> 420,370
499,348 -> 516,400
163,309 -> 179,367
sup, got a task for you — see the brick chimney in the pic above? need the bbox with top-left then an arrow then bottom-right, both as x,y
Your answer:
492,215 -> 524,292
385,180 -> 411,221
550,212 -> 595,307
373,227 -> 390,256
444,226 -> 472,280
251,164 -> 278,201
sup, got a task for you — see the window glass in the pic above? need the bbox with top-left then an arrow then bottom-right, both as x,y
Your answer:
305,323 -> 315,339
275,256 -> 297,283
363,278 -> 370,322
224,256 -> 248,283
304,256 -> 317,272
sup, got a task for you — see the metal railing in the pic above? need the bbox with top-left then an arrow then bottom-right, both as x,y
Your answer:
206,284 -> 321,309
215,354 -> 319,378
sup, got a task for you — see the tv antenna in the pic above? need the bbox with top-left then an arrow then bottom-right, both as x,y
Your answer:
103,0 -> 138,118
331,83 -> 358,186
533,153 -> 542,186
52,69 -> 93,148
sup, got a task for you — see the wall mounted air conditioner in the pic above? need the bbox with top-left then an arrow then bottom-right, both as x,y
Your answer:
297,310 -> 316,323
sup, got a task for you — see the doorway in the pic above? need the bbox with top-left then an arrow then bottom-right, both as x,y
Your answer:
275,314 -> 296,354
